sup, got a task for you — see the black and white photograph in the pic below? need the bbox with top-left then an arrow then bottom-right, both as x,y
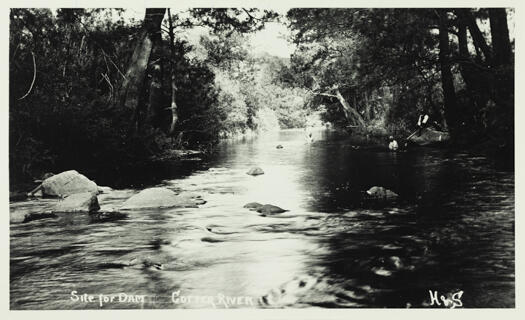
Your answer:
6,0 -> 518,313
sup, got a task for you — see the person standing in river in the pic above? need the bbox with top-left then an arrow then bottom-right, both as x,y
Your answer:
417,113 -> 430,134
388,136 -> 399,151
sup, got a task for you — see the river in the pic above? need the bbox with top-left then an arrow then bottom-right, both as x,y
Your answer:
9,129 -> 515,309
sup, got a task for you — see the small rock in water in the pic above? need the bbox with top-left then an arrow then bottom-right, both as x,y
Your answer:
194,198 -> 207,205
366,186 -> 399,200
246,167 -> 264,176
178,191 -> 207,205
243,202 -> 264,210
276,145 -> 284,149
389,256 -> 403,269
204,225 -> 237,235
256,204 -> 288,215
201,236 -> 225,243
372,267 -> 392,277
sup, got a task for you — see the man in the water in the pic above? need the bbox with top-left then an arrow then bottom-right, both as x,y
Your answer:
388,136 -> 398,151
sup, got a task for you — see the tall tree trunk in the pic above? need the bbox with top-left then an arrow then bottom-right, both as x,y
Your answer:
166,9 -> 179,134
118,8 -> 166,134
146,22 -> 164,132
364,91 -> 372,121
488,8 -> 513,102
489,8 -> 512,67
488,8 -> 513,148
438,9 -> 459,135
335,89 -> 365,127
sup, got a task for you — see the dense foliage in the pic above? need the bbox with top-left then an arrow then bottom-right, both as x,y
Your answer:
9,8 -> 514,185
286,8 -> 514,147
9,8 -> 304,184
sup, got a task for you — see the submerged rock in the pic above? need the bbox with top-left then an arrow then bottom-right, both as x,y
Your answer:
243,202 -> 264,210
365,186 -> 399,200
98,257 -> 163,271
22,212 -> 58,223
89,209 -> 127,223
260,275 -> 318,307
178,192 -> 207,205
201,236 -> 225,243
256,204 -> 288,215
41,170 -> 98,197
53,192 -> 100,213
276,145 -> 284,149
139,258 -> 164,270
11,210 -> 58,224
121,187 -> 202,210
204,225 -> 238,235
246,167 -> 264,176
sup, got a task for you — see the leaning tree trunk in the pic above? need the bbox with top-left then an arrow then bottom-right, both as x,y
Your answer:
457,9 -> 493,64
438,9 -> 459,136
118,8 -> 166,135
335,89 -> 366,127
457,17 -> 489,112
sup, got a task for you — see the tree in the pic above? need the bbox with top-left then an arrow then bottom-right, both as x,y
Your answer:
287,9 -> 440,131
119,8 -> 166,135
8,8 -> 278,182
437,9 -> 459,134
287,7 -> 513,147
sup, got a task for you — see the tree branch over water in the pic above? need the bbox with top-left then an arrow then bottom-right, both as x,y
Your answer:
18,51 -> 36,100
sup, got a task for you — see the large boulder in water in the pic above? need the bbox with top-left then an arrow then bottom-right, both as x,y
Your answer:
121,187 -> 201,210
246,167 -> 264,176
53,192 -> 100,213
366,186 -> 399,200
41,170 -> 98,197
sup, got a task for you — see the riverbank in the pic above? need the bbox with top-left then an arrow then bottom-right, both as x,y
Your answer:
10,125 -> 513,201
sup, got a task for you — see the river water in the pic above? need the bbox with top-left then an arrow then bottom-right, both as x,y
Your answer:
10,129 -> 514,309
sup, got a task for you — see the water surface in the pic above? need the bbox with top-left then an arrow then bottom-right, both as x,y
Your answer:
10,129 -> 515,309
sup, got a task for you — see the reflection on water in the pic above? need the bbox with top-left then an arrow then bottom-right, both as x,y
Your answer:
10,129 -> 514,309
